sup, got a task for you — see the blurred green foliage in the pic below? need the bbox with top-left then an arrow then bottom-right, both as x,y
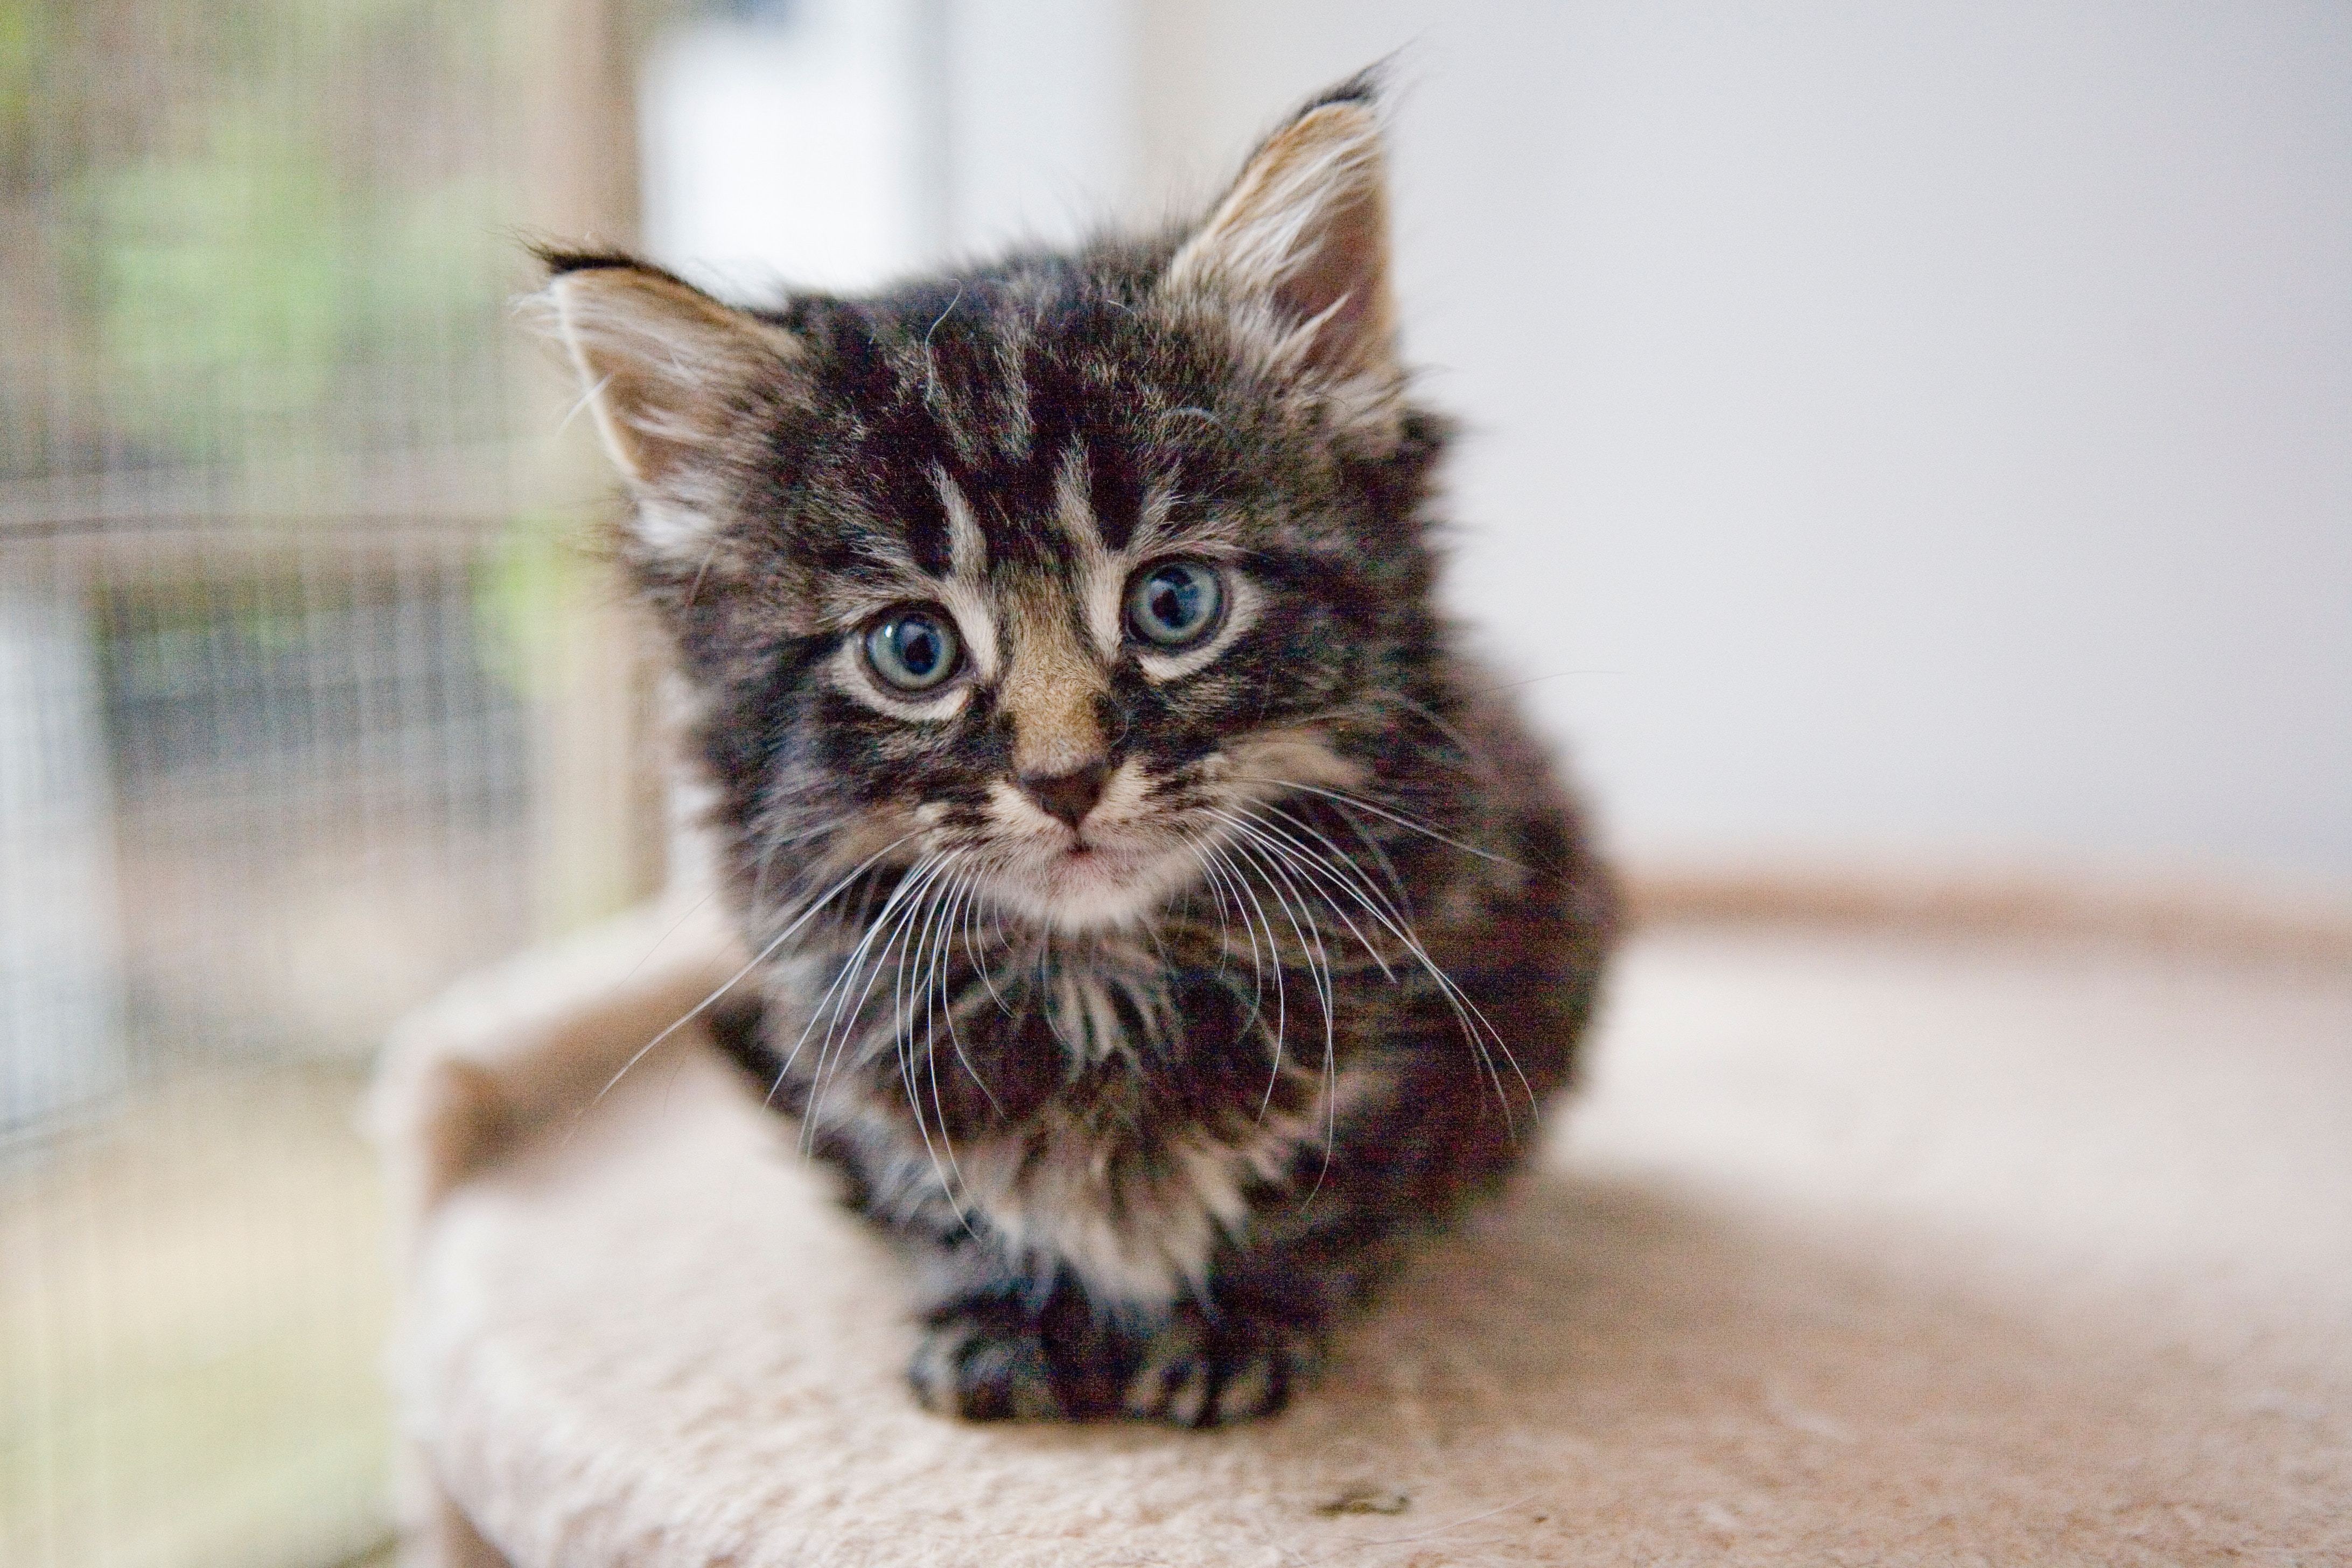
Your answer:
0,5 -> 55,191
478,506 -> 606,701
14,0 -> 522,474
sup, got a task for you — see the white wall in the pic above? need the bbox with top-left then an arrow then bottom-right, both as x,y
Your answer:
938,0 -> 1138,258
1129,1 -> 2352,892
639,0 -> 1141,291
640,0 -> 934,295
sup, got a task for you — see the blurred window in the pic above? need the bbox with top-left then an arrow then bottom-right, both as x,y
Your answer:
2,4 -> 582,1563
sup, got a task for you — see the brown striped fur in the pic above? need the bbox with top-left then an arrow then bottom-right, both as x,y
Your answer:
539,71 -> 1615,1426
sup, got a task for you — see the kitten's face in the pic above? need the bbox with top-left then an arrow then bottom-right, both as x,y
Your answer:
547,92 -> 1434,936
755,309 -> 1387,934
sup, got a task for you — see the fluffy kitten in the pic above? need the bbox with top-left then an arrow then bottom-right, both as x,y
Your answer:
541,74 -> 1615,1427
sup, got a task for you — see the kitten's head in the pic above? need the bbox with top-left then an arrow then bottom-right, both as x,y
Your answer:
542,76 -> 1457,936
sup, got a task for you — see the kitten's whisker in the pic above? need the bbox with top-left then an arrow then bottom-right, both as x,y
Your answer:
1181,830 -> 1271,1049
557,372 -> 613,435
840,853 -> 964,1205
962,873 -> 1018,1020
1032,931 -> 1086,1059
1320,796 -> 1415,923
893,853 -> 972,1203
745,817 -> 839,924
792,852 -> 955,1147
1207,817 -> 1347,1185
1184,831 -> 1244,988
1243,805 -> 1424,975
1226,782 -> 1548,1117
1200,838 -> 1289,1111
1190,833 -> 1254,983
1292,844 -> 1523,1127
1235,806 -> 1402,983
1227,874 -> 1276,1058
790,874 -> 918,1138
573,834 -> 918,1135
1227,804 -> 1536,1129
1265,799 -> 1413,933
604,885 -> 726,1001
936,869 -> 1004,1117
1214,817 -> 1338,1037
1389,694 -> 1494,784
861,856 -> 957,1081
1229,807 -> 1433,995
784,888 -> 923,1124
778,932 -> 877,1122
908,858 -> 982,1170
1214,831 -> 1334,1138
1157,405 -> 1228,435
1239,778 -> 1528,874
782,857 -> 932,1093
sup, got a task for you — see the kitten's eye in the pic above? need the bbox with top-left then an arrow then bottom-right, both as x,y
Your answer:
863,608 -> 961,692
1126,561 -> 1223,648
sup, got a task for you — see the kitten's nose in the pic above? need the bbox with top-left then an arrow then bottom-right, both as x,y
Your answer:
1019,761 -> 1109,829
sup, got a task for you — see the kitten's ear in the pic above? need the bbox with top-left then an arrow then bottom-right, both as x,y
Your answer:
538,254 -> 804,498
1163,77 -> 1401,439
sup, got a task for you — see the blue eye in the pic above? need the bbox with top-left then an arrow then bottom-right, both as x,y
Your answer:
864,609 -> 961,692
1126,561 -> 1223,648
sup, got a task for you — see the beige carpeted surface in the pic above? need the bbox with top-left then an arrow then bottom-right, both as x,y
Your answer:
373,889 -> 2352,1566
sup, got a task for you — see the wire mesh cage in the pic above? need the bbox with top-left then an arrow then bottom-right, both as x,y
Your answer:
2,2 -> 660,1562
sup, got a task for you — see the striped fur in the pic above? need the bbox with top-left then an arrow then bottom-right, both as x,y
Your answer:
542,72 -> 1615,1426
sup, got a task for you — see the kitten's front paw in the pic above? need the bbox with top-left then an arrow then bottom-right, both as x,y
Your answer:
1122,1311 -> 1320,1428
909,1314 -> 1067,1422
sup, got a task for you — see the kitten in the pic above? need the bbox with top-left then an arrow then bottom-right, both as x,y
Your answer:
541,74 -> 1615,1427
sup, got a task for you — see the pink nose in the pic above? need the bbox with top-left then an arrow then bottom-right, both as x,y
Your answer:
1019,762 -> 1108,829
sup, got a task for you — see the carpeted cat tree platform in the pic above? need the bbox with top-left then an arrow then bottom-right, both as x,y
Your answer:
372,875 -> 2352,1566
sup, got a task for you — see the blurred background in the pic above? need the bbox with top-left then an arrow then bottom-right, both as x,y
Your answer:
3,1 -> 2345,1563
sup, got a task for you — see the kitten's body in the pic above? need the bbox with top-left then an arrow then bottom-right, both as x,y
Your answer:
545,76 -> 1614,1426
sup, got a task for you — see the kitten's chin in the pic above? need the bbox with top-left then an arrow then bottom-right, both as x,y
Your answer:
987,841 -> 1201,936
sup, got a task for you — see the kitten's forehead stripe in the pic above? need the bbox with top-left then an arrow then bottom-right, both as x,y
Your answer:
937,471 -> 989,580
988,331 -> 1035,460
1042,445 -> 1138,661
1083,432 -> 1147,552
811,289 -> 1178,591
822,325 -> 960,577
1050,442 -> 1103,555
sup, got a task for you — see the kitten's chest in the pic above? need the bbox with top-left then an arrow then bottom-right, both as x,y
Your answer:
769,937 -> 1319,1129
755,938 -> 1385,1300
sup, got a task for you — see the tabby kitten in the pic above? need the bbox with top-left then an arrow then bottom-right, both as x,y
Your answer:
542,74 -> 1614,1427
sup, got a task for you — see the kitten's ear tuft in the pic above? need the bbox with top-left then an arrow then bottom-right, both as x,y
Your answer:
536,254 -> 804,494
1164,78 -> 1401,434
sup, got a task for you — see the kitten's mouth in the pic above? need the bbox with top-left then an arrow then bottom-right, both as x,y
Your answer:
985,828 -> 1201,934
1044,835 -> 1133,876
